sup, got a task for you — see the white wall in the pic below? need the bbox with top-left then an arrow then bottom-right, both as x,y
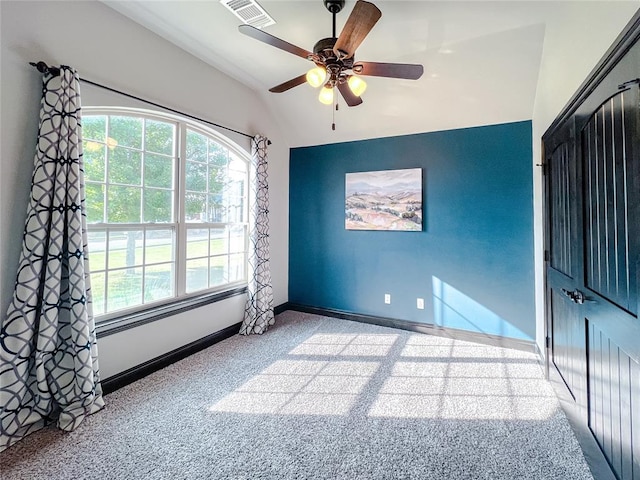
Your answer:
531,3 -> 639,355
0,0 -> 290,379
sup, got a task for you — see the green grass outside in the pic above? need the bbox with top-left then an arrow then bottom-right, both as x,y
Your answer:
88,238 -> 230,270
89,239 -> 238,315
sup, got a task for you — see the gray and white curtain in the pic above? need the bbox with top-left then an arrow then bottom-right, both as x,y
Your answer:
0,66 -> 104,451
240,135 -> 274,335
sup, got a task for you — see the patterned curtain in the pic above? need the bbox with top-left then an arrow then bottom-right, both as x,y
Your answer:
240,135 -> 274,335
0,66 -> 104,451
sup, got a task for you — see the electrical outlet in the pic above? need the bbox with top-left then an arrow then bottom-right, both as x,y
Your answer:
417,298 -> 425,309
384,294 -> 391,304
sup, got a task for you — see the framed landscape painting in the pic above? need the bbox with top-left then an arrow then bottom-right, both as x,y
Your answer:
345,168 -> 422,231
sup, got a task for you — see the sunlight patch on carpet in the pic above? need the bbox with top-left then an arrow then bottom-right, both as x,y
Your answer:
208,331 -> 555,420
289,333 -> 399,356
209,358 -> 380,415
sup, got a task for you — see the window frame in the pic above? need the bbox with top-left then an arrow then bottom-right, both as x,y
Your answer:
82,107 -> 250,325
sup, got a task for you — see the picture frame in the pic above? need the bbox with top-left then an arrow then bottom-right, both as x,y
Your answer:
345,168 -> 422,231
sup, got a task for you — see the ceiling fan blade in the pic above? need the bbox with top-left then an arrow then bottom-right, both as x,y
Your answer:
337,82 -> 363,107
354,62 -> 424,80
269,74 -> 308,93
239,25 -> 313,60
333,0 -> 382,59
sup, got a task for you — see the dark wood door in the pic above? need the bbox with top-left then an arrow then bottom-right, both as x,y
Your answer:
546,119 -> 590,410
543,23 -> 640,476
579,83 -> 640,480
545,75 -> 640,479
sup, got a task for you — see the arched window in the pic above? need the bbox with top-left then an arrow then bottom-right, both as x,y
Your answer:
82,108 -> 249,320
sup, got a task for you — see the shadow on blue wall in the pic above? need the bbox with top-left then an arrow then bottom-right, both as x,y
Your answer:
432,276 -> 529,340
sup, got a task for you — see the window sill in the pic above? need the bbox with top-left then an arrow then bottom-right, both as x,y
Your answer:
95,285 -> 248,338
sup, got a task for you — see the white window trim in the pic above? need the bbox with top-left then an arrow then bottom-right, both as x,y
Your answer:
82,107 -> 251,324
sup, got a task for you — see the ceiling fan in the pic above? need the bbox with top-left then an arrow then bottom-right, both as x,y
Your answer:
239,0 -> 424,107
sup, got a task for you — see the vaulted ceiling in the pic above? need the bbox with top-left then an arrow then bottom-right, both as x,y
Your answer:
104,1 -> 636,147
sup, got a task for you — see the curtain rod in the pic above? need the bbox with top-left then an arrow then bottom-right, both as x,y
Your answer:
29,61 -> 271,145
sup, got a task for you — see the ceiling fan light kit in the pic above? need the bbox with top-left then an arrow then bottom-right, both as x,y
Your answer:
239,0 -> 424,109
306,66 -> 328,88
318,86 -> 335,105
347,75 -> 367,96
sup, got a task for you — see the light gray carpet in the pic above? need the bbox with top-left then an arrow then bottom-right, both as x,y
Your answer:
0,311 -> 593,480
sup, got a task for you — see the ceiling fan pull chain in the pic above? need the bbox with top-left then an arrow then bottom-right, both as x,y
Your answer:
332,97 -> 339,130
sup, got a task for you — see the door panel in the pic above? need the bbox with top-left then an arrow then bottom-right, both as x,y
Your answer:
583,90 -> 637,314
588,320 -> 640,480
550,141 -> 573,277
551,288 -> 585,400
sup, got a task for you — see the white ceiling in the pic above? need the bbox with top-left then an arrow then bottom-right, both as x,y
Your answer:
103,1 -> 595,147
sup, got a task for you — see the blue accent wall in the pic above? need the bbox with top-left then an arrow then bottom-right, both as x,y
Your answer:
289,121 -> 535,341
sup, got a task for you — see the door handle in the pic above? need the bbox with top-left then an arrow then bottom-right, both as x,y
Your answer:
561,288 -> 579,303
572,289 -> 596,305
561,288 -> 573,298
561,288 -> 595,305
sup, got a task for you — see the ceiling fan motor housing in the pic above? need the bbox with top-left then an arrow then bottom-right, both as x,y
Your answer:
313,37 -> 338,56
313,37 -> 354,87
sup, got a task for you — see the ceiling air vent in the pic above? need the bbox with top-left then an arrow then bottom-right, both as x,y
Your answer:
220,0 -> 275,29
